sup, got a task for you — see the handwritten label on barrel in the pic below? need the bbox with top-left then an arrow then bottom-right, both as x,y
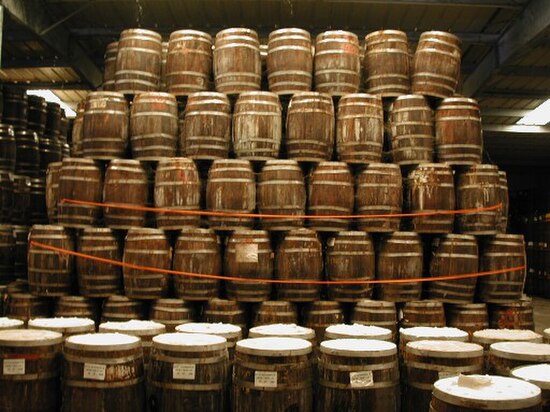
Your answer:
173,363 -> 196,380
254,371 -> 277,388
236,243 -> 258,263
83,363 -> 106,381
350,371 -> 374,388
89,100 -> 108,110
3,359 -> 25,375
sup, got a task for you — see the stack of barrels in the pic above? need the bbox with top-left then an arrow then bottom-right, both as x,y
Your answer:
523,212 -> 550,298
0,26 -> 543,412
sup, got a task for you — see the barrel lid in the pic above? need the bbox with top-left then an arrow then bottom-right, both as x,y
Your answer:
490,342 -> 550,362
0,329 -> 63,346
87,91 -> 125,99
99,320 -> 166,336
438,234 -> 478,242
268,27 -> 311,39
81,227 -> 114,235
400,327 -> 469,341
512,364 -> 550,390
316,30 -> 358,41
153,332 -> 227,351
439,96 -> 479,106
473,329 -> 542,345
325,324 -> 392,341
262,159 -> 300,167
0,318 -> 24,329
175,322 -> 242,340
448,303 -> 487,310
29,317 -> 95,334
320,339 -> 397,357
355,299 -> 396,309
406,340 -> 483,358
229,229 -> 269,237
248,324 -> 315,341
120,28 -> 162,40
365,29 -> 407,39
544,328 -> 550,340
236,337 -> 312,356
169,29 -> 213,41
65,333 -> 140,350
432,375 -> 541,410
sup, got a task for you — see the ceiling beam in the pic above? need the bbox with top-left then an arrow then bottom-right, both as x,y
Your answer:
479,89 -> 549,99
1,0 -> 102,88
463,0 -> 550,97
3,81 -> 89,90
483,124 -> 550,134
481,108 -> 530,117
498,65 -> 550,77
2,57 -> 70,68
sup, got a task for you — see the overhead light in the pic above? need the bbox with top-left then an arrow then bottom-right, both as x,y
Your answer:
26,89 -> 76,118
517,98 -> 550,126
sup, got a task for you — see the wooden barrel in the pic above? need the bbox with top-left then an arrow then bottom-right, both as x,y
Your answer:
389,94 -> 434,165
54,296 -> 100,323
3,292 -> 51,324
123,228 -> 171,300
490,342 -> 550,376
376,232 -> 423,302
435,97 -> 482,166
44,102 -> 62,139
45,162 -> 62,223
0,171 -> 13,224
12,176 -> 30,225
456,165 -> 500,235
149,333 -> 229,411
497,171 -> 509,233
400,327 -> 469,356
411,31 -> 461,98
249,324 -> 316,347
446,303 -> 489,340
325,324 -> 393,342
472,329 -> 543,353
224,229 -> 274,302
429,234 -> 479,303
478,234 -> 526,303
27,95 -> 47,134
302,301 -> 344,343
129,92 -> 178,160
57,158 -> 103,228
317,339 -> 400,412
351,300 -> 398,341
275,228 -> 323,302
267,28 -> 312,94
71,100 -> 85,157
512,364 -> 550,412
430,375 -> 542,412
234,337 -> 313,411
30,177 -> 48,225
326,231 -> 375,301
2,87 -> 27,129
202,299 -> 247,334
175,322 -> 241,361
253,301 -> 298,327
406,163 -> 455,233
356,163 -> 402,232
214,28 -> 261,94
0,224 -> 14,284
286,92 -> 334,162
115,28 -> 162,94
0,329 -> 63,412
173,228 -> 221,301
62,333 -> 145,412
159,41 -> 168,91
314,30 -> 360,96
149,298 -> 194,332
38,134 -> 62,176
28,225 -> 74,296
257,159 -> 306,231
101,295 -> 147,323
403,340 -> 484,412
206,159 -> 256,230
28,317 -> 95,337
402,300 -> 446,328
232,91 -> 282,161
364,29 -> 410,97
489,299 -> 535,330
13,225 -> 29,278
166,30 -> 212,95
14,128 -> 38,176
336,93 -> 384,164
0,317 -> 24,330
76,227 -> 122,298
82,91 -> 129,160
102,41 -> 118,91
103,159 -> 150,229
308,161 -> 354,231
154,157 -> 200,229
180,92 -> 231,160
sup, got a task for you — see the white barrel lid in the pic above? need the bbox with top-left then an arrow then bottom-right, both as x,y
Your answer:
248,323 -> 315,341
0,317 -> 24,329
29,317 -> 95,334
473,329 -> 543,345
153,333 -> 227,352
175,322 -> 242,340
325,324 -> 392,340
65,333 -> 140,350
512,364 -> 550,390
400,327 -> 468,341
490,342 -> 550,362
406,340 -> 484,358
320,338 -> 397,357
544,328 -> 549,340
433,375 -> 541,410
236,337 -> 312,357
0,329 -> 63,347
99,320 -> 166,336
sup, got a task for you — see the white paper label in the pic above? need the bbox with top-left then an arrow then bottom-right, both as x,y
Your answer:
327,238 -> 335,247
350,371 -> 374,388
89,100 -> 108,109
3,359 -> 25,375
173,363 -> 196,380
439,371 -> 459,380
83,363 -> 106,381
254,371 -> 277,388
236,243 -> 258,263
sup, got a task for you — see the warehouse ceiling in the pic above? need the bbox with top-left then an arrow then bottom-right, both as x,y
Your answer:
1,0 -> 549,164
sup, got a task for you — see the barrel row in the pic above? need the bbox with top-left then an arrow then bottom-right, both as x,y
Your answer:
104,27 -> 461,100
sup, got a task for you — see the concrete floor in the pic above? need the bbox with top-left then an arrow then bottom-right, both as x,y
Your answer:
533,296 -> 550,334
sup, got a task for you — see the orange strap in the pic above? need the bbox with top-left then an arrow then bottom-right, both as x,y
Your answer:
30,240 -> 524,286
